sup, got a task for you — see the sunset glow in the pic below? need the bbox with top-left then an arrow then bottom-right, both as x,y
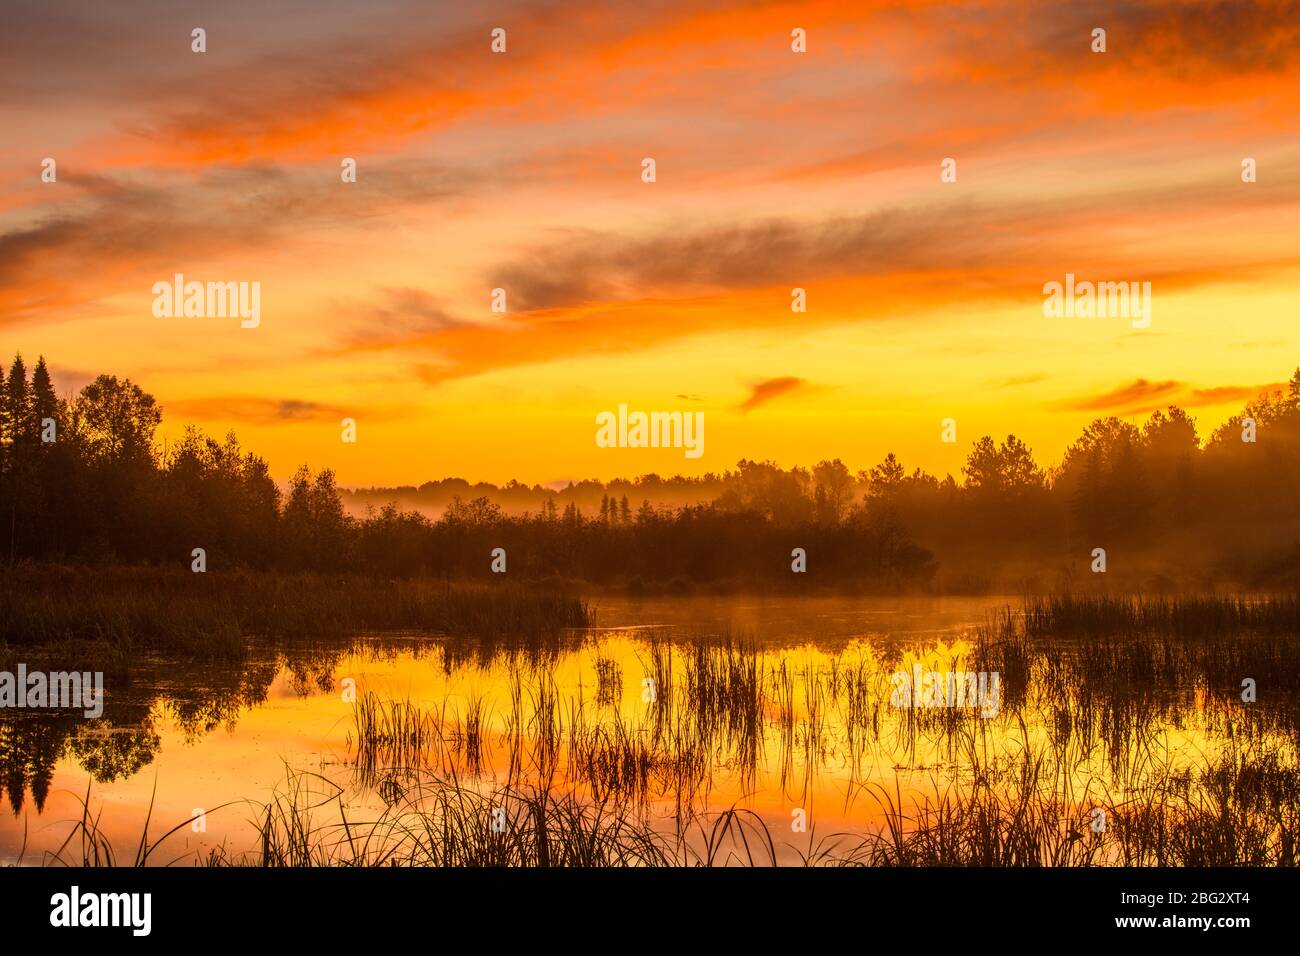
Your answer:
4,1 -> 1296,486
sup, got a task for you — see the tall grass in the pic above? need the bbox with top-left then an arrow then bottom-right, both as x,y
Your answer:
1020,593 -> 1300,638
51,731 -> 1300,866
20,591 -> 1300,867
0,566 -> 590,661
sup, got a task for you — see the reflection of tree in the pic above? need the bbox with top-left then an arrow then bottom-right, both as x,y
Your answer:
0,645 -> 345,812
0,716 -> 71,813
0,707 -> 163,813
0,639 -> 366,812
162,656 -> 281,740
287,654 -> 339,698
67,724 -> 160,784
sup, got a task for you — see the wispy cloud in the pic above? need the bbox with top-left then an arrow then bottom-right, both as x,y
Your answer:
1185,384 -> 1285,408
986,373 -> 1048,389
164,396 -> 350,425
739,376 -> 806,413
1058,379 -> 1184,413
1058,379 -> 1285,415
345,288 -> 465,344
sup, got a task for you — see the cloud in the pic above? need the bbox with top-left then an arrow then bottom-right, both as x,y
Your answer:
0,162 -> 479,325
486,167 -> 1300,314
1058,379 -> 1184,413
346,288 -> 465,344
343,175 -> 1300,385
1029,1 -> 1300,76
739,377 -> 806,413
163,396 -> 349,425
488,206 -> 1006,312
1184,384 -> 1286,408
986,373 -> 1048,389
1058,379 -> 1286,415
18,0 -> 742,167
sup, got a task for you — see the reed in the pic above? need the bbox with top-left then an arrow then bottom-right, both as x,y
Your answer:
51,730 -> 1300,867
22,592 -> 1300,867
0,566 -> 590,661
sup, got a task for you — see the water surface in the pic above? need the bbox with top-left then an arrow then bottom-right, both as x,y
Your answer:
0,595 -> 1274,865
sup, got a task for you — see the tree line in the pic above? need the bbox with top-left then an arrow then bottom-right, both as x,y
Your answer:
3,353 -> 1299,590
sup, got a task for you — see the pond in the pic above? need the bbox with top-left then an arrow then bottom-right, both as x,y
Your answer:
0,595 -> 1290,866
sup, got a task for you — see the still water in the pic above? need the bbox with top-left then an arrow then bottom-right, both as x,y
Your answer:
0,595 -> 1265,865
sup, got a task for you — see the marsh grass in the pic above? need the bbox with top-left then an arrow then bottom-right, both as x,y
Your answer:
52,730 -> 1300,867
22,592 -> 1300,867
1021,593 -> 1300,638
35,779 -> 236,867
0,566 -> 590,663
593,653 -> 622,707
327,594 -> 1300,866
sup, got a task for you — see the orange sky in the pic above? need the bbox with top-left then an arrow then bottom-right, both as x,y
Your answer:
2,0 -> 1297,486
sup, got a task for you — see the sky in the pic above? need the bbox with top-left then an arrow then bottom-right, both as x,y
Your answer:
1,0 -> 1298,487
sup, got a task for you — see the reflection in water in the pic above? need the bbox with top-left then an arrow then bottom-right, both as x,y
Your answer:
1,596 -> 1297,865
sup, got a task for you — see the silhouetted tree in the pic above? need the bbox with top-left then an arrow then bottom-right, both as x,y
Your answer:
4,353 -> 1300,590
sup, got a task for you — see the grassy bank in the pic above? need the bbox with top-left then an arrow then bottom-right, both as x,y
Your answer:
0,566 -> 590,661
